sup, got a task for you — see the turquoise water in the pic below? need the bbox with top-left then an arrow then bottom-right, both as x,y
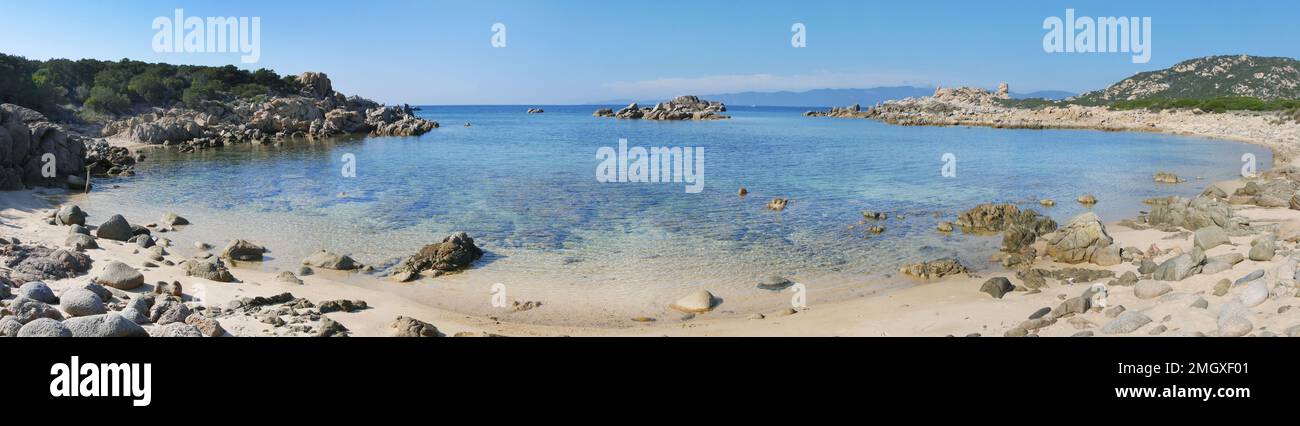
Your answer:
80,105 -> 1270,305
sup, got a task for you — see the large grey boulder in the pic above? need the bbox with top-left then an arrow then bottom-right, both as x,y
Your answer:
1151,250 -> 1205,281
1134,281 -> 1172,299
0,317 -> 23,336
58,288 -> 106,317
152,322 -> 203,337
63,313 -> 149,337
1147,195 -> 1234,231
64,233 -> 97,250
95,261 -> 145,290
55,205 -> 87,226
95,214 -> 133,241
17,318 -> 71,337
1046,213 -> 1120,265
1193,225 -> 1230,251
1101,311 -> 1152,334
16,281 -> 58,303
9,296 -> 64,323
1248,234 -> 1276,261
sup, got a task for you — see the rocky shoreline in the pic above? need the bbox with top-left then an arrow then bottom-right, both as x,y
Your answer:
808,83 -> 1300,165
99,72 -> 438,153
0,198 -> 492,337
594,95 -> 729,120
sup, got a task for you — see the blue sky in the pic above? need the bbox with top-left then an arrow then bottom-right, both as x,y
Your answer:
2,0 -> 1297,104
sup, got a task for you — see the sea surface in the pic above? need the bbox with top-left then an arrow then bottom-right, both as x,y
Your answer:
77,105 -> 1272,318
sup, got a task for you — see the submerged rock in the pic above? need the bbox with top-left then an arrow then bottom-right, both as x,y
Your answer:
900,258 -> 968,280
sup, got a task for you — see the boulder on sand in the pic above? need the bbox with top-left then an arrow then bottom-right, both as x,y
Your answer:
221,239 -> 266,261
670,290 -> 717,313
63,313 -> 149,337
55,205 -> 87,226
1046,213 -> 1120,266
390,316 -> 440,337
58,288 -> 106,317
1248,234 -> 1276,261
302,250 -> 357,270
979,277 -> 1014,299
95,214 -> 133,241
1193,225 -> 1230,251
16,318 -> 72,337
95,261 -> 145,290
181,258 -> 235,282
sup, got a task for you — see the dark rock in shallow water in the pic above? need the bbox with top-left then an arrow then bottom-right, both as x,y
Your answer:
899,258 -> 968,280
756,275 -> 794,291
391,232 -> 483,276
221,239 -> 266,261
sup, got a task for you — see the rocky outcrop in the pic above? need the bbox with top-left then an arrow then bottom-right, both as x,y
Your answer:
388,232 -> 483,281
805,104 -> 871,118
954,203 -> 1057,254
0,104 -> 87,190
1145,195 -> 1238,231
596,96 -> 729,121
1045,213 -> 1121,266
0,243 -> 93,283
100,73 -> 439,150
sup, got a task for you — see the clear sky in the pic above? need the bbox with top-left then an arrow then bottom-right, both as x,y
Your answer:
2,0 -> 1297,104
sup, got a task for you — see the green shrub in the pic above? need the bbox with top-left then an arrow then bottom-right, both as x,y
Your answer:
83,85 -> 130,114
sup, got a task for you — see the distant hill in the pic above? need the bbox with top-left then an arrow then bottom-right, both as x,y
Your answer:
598,86 -> 1076,107
699,86 -> 935,107
1075,55 -> 1300,103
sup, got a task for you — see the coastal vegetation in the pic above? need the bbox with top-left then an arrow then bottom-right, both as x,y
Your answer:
0,53 -> 301,119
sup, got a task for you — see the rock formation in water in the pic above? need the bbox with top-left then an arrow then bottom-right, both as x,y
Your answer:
595,96 -> 729,120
